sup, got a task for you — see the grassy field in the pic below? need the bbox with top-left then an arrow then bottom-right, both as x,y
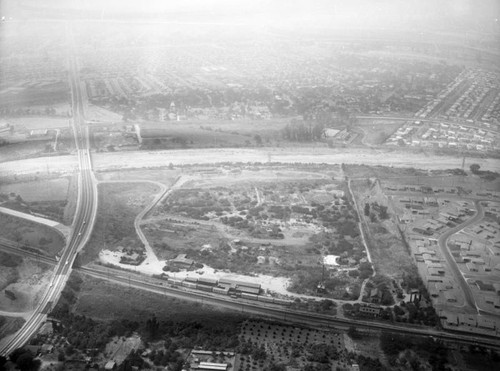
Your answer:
74,274 -> 241,322
0,176 -> 73,223
0,316 -> 25,342
82,182 -> 161,265
0,178 -> 69,202
356,120 -> 403,145
0,140 -> 53,163
95,169 -> 180,185
0,213 -> 65,257
344,164 -> 428,179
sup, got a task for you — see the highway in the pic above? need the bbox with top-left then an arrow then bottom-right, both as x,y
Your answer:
0,30 -> 98,356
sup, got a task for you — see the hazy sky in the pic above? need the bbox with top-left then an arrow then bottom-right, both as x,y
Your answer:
1,0 -> 499,33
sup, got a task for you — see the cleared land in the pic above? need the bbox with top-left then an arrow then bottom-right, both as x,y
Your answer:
0,252 -> 52,313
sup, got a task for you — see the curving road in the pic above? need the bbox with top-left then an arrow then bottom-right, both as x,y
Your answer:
437,200 -> 498,316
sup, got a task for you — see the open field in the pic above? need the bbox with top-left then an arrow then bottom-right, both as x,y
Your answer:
73,274 -> 243,322
356,119 -> 403,145
4,116 -> 71,130
139,124 -> 256,149
0,177 -> 69,202
0,140 -> 54,163
95,168 -> 180,185
82,182 -> 161,265
0,316 -> 25,342
86,104 -> 123,122
0,213 -> 65,256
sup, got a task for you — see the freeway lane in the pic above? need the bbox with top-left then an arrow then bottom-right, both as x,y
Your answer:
0,27 -> 98,356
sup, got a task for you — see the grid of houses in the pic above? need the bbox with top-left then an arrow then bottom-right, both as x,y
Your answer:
385,120 -> 500,152
415,68 -> 500,124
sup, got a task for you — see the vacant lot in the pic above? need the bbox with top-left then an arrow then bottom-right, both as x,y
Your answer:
82,182 -> 160,265
0,213 -> 65,256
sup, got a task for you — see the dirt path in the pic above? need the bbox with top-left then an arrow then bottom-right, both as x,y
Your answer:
99,176 -> 191,267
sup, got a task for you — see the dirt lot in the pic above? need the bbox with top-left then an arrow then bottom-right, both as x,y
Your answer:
82,182 -> 161,265
0,213 -> 65,256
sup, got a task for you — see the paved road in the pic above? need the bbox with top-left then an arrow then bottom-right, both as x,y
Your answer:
0,207 -> 70,239
437,200 -> 498,317
0,27 -> 98,356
